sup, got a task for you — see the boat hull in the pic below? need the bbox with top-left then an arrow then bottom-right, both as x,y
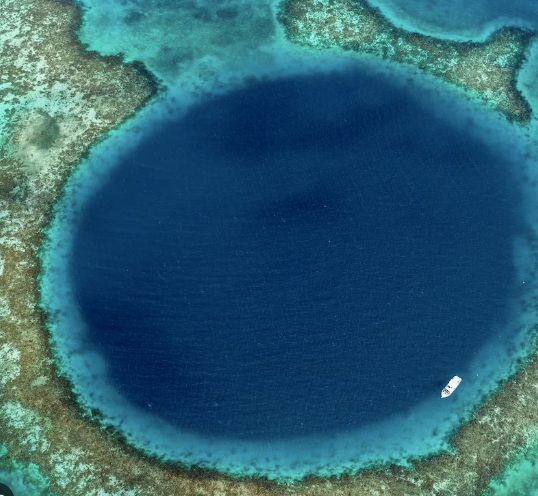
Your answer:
441,376 -> 462,398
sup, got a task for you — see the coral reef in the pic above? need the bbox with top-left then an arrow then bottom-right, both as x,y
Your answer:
278,0 -> 535,122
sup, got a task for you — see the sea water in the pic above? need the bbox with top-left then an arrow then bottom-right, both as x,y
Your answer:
39,64 -> 538,480
31,0 -> 538,486
70,71 -> 526,440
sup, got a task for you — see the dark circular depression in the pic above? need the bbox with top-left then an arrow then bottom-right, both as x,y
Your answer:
70,69 -> 527,440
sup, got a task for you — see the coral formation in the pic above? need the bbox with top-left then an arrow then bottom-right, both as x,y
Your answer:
277,0 -> 535,122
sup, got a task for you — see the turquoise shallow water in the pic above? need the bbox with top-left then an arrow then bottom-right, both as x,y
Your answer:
0,0 -> 532,490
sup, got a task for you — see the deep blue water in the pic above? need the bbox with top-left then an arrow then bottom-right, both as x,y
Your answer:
71,69 -> 526,441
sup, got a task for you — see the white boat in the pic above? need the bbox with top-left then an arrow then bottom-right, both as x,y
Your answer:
441,376 -> 462,398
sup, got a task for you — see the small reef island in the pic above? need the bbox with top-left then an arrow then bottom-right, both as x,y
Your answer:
1,0 -> 538,495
